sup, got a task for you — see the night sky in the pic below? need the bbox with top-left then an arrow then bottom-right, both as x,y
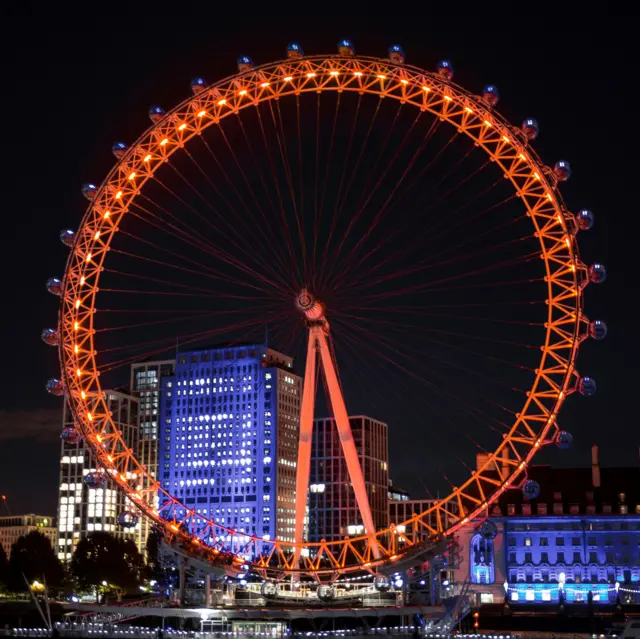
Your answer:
0,9 -> 633,518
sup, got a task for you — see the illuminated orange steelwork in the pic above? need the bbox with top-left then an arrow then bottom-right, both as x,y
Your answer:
57,52 -> 590,579
293,290 -> 380,561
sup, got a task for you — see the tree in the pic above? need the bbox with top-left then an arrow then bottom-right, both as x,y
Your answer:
120,538 -> 145,589
9,531 -> 63,591
144,528 -> 176,591
145,529 -> 160,576
71,532 -> 144,597
0,542 -> 8,589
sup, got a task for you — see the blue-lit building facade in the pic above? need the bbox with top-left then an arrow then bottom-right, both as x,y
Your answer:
456,447 -> 640,606
158,344 -> 301,555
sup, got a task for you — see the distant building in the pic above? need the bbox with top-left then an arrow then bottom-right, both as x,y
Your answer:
388,481 -> 410,502
455,445 -> 640,606
308,415 -> 388,542
158,344 -> 301,555
0,514 -> 56,552
130,359 -> 175,554
389,499 -> 442,545
56,390 -> 141,561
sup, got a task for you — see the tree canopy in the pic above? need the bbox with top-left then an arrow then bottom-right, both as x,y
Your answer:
70,532 -> 144,593
8,531 -> 63,591
0,542 -> 8,589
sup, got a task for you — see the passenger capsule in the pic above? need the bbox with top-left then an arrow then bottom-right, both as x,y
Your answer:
437,60 -> 454,80
575,209 -> 595,231
522,118 -> 539,140
84,471 -> 107,489
41,328 -> 59,346
479,520 -> 498,540
338,39 -> 355,57
482,84 -> 500,107
589,263 -> 607,284
317,585 -> 336,602
118,511 -> 139,528
60,229 -> 75,247
388,45 -> 406,65
237,56 -> 253,72
190,77 -> 207,94
148,106 -> 165,124
555,430 -> 573,450
46,277 -> 62,296
261,581 -> 277,597
522,480 -> 540,500
111,141 -> 128,159
578,376 -> 597,396
82,183 -> 98,201
46,378 -> 64,396
374,576 -> 391,592
554,160 -> 572,182
286,43 -> 303,59
61,426 -> 80,445
589,320 -> 608,340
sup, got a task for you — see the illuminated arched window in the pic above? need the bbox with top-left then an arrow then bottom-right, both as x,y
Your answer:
470,533 -> 495,584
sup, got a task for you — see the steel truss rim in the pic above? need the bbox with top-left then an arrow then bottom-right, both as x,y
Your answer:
59,53 -> 586,577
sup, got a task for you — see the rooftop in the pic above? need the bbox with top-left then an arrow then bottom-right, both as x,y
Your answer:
0,514 -> 55,527
492,447 -> 640,517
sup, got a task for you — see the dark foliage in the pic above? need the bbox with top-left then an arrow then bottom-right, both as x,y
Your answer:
8,531 -> 63,591
70,531 -> 144,593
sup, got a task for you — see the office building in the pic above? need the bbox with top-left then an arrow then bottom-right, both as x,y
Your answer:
389,499 -> 443,545
130,359 -> 175,554
388,481 -> 410,503
0,514 -> 56,552
159,344 -> 301,555
308,415 -> 388,542
455,446 -> 640,605
56,390 -> 141,561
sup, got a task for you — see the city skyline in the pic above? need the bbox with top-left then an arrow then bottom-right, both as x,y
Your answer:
0,18 -> 628,545
0,18 -> 637,637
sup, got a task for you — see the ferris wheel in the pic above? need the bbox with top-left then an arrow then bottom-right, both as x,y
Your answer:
44,40 -> 606,581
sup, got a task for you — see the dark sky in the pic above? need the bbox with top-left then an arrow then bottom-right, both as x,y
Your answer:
0,9 -> 633,517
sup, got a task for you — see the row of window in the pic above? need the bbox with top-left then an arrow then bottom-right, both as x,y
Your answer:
509,551 -> 639,564
178,350 -> 260,364
512,535 -> 640,547
501,504 -> 640,516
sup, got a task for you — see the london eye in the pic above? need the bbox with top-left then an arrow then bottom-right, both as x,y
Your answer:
44,41 -> 605,581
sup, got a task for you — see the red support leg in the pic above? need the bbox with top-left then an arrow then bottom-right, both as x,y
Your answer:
293,289 -> 380,562
294,328 -> 318,561
316,329 -> 380,559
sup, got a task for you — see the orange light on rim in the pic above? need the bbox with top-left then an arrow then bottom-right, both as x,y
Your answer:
56,53 -> 584,579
